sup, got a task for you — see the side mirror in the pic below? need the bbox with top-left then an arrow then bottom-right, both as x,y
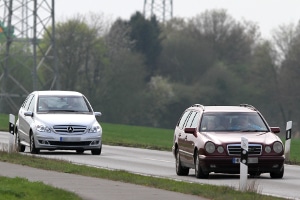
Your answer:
94,112 -> 102,117
270,127 -> 280,134
184,127 -> 197,137
24,111 -> 33,117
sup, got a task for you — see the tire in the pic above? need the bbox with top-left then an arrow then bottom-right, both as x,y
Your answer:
76,149 -> 84,154
91,148 -> 101,155
270,166 -> 284,179
30,133 -> 39,154
195,151 -> 209,179
15,129 -> 25,152
175,148 -> 189,176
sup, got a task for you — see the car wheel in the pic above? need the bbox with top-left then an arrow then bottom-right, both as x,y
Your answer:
15,129 -> 25,152
30,133 -> 39,154
76,149 -> 84,154
195,151 -> 209,179
91,148 -> 101,155
175,148 -> 189,176
270,166 -> 284,179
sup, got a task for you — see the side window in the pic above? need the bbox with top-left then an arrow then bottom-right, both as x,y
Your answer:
190,112 -> 200,128
27,95 -> 36,112
23,94 -> 34,110
182,111 -> 193,128
21,95 -> 30,109
185,111 -> 196,128
178,111 -> 191,129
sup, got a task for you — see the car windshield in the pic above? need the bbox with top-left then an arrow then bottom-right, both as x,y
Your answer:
37,95 -> 92,113
200,112 -> 269,132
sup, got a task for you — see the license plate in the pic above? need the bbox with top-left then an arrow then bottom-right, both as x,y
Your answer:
232,157 -> 258,164
60,137 -> 80,142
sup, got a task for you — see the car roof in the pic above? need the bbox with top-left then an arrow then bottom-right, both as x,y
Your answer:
187,104 -> 257,113
32,90 -> 83,96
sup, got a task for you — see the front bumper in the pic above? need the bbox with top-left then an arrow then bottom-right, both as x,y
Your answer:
34,132 -> 102,150
199,155 -> 285,174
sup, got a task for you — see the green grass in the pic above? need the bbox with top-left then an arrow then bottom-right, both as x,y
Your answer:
0,176 -> 82,200
0,114 -> 9,131
287,138 -> 300,164
102,122 -> 173,151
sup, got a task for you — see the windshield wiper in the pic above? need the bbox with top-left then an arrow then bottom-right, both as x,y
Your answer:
241,129 -> 267,132
47,109 -> 79,112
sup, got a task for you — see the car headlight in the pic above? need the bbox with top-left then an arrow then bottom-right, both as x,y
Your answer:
205,142 -> 216,154
89,124 -> 101,133
36,124 -> 51,133
273,141 -> 283,153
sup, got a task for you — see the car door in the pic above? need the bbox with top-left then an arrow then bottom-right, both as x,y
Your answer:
176,110 -> 192,163
184,111 -> 200,165
18,94 -> 32,138
19,94 -> 35,144
179,111 -> 200,164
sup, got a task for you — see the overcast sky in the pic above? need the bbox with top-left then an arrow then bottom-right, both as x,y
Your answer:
55,0 -> 300,39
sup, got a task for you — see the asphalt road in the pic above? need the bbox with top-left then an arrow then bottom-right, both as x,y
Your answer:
1,131 -> 300,199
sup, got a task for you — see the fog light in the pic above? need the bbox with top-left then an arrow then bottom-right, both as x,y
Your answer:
90,140 -> 99,145
39,140 -> 50,145
265,146 -> 271,153
217,146 -> 224,153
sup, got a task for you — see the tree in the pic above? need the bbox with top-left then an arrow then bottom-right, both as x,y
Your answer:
142,76 -> 174,127
190,9 -> 259,71
277,21 -> 300,130
39,14 -> 108,97
247,41 -> 285,128
128,12 -> 162,78
96,48 -> 147,125
157,18 -> 214,84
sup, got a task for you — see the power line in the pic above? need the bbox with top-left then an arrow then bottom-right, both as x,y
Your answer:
0,0 -> 58,113
143,0 -> 173,22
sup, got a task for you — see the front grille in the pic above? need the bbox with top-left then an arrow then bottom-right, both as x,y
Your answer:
227,144 -> 262,155
53,125 -> 87,134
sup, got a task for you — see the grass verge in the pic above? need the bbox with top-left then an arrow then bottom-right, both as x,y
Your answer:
0,176 -> 82,200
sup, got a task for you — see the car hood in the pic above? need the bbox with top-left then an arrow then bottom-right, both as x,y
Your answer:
35,113 -> 98,126
202,131 -> 281,145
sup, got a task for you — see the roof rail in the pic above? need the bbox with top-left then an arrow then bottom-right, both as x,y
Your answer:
239,104 -> 257,111
191,104 -> 205,110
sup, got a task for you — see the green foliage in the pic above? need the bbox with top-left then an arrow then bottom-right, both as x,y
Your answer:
95,49 -> 148,125
128,12 -> 162,76
158,18 -> 214,84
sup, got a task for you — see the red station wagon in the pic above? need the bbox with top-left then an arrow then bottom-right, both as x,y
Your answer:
172,104 -> 285,179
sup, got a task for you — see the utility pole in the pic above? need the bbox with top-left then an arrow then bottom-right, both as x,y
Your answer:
143,0 -> 173,22
0,0 -> 58,114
